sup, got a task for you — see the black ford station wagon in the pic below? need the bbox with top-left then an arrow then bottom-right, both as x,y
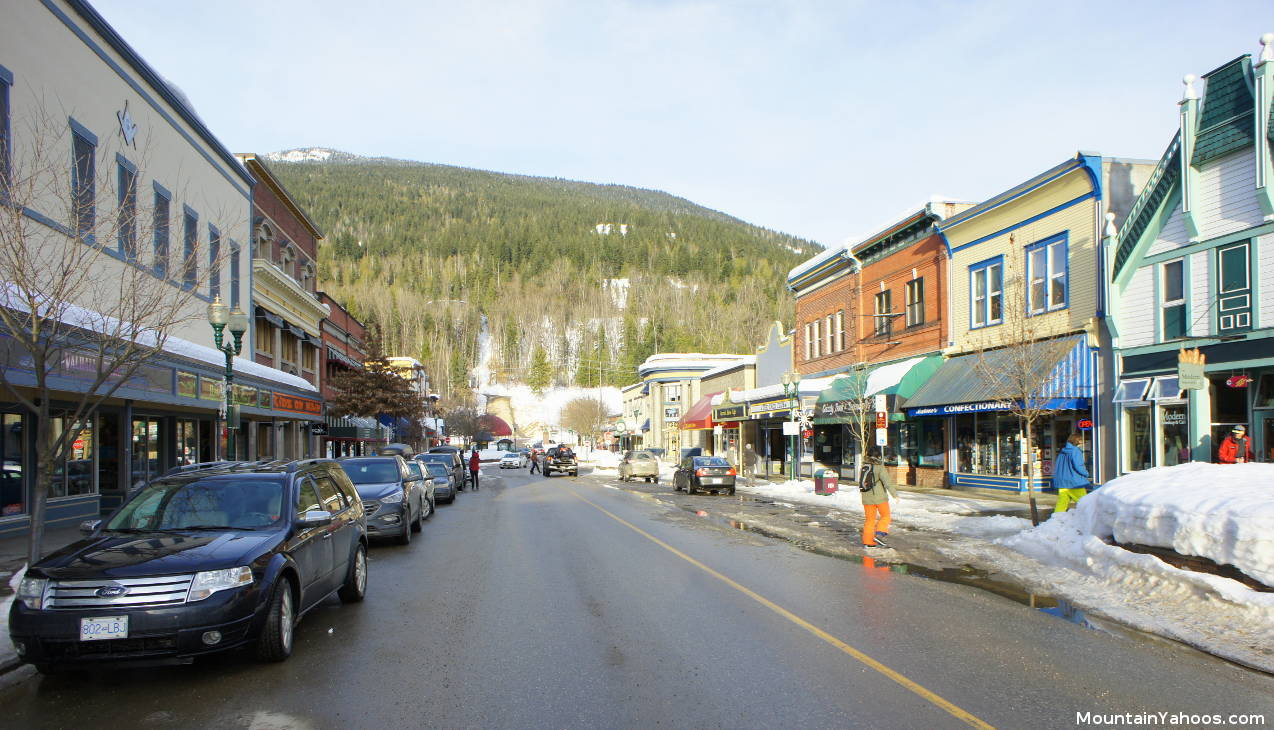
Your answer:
9,460 -> 369,673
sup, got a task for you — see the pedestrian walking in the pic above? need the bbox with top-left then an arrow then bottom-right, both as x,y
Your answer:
859,455 -> 898,549
529,449 -> 541,474
469,450 -> 481,490
1217,425 -> 1254,464
1052,433 -> 1092,514
742,443 -> 757,479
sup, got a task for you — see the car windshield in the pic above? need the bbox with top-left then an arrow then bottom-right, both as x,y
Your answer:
633,452 -> 655,461
695,457 -> 730,467
106,476 -> 286,531
341,460 -> 401,484
424,463 -> 449,477
504,453 -> 519,458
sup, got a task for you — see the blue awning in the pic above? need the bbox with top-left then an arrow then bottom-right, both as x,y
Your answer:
640,418 -> 651,432
905,335 -> 1095,416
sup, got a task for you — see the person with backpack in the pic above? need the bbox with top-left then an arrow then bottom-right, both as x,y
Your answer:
1217,425 -> 1254,464
1052,433 -> 1092,514
468,450 -> 481,490
859,454 -> 898,549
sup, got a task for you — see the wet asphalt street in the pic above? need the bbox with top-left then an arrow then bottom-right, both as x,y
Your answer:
3,466 -> 1273,729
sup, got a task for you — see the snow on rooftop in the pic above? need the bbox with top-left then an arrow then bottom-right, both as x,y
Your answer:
787,244 -> 847,282
700,356 -> 756,379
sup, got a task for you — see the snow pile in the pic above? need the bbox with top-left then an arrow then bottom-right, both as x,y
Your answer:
742,478 -> 1032,540
995,463 -> 1274,671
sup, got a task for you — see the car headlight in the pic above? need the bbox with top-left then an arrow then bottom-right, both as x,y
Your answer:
187,566 -> 253,602
379,490 -> 404,504
16,576 -> 48,610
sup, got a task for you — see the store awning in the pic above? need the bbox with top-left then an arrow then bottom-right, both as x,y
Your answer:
640,418 -> 651,432
327,346 -> 362,369
903,335 -> 1094,416
813,356 -> 944,423
255,306 -> 284,329
678,392 -> 720,431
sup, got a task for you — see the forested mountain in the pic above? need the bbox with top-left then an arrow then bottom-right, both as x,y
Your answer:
269,149 -> 819,401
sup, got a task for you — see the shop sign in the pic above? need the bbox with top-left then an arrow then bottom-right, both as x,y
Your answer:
816,400 -> 857,418
309,422 -> 327,436
1162,411 -> 1187,425
272,393 -> 322,416
906,401 -> 1014,417
713,404 -> 746,420
875,427 -> 888,446
1076,418 -> 1093,431
875,412 -> 887,429
782,421 -> 800,436
1226,374 -> 1252,388
1178,349 -> 1206,390
749,399 -> 792,418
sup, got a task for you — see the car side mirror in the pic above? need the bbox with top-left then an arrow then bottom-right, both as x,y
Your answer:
79,519 -> 101,535
296,510 -> 333,528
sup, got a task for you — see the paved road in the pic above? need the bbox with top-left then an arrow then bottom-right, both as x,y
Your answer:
2,467 -> 1272,729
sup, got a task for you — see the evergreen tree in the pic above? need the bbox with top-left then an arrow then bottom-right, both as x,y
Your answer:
528,346 -> 553,393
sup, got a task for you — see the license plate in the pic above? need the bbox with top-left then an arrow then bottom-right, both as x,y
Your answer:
80,615 -> 129,641
702,477 -> 723,485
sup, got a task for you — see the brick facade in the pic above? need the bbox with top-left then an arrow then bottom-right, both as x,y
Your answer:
855,232 -> 947,364
794,273 -> 859,376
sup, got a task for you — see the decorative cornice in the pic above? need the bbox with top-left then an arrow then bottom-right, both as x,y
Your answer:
253,258 -> 329,330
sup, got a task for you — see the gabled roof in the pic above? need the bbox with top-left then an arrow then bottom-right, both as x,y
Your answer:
938,155 -> 1099,234
1113,134 -> 1182,276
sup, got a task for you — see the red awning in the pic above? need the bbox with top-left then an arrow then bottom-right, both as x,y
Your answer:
678,392 -> 721,431
478,414 -> 513,437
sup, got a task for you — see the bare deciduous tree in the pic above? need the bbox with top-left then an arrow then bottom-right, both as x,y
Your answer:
1,101 -> 229,562
560,395 -> 612,446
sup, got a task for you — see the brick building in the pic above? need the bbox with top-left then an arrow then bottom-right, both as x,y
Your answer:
318,293 -> 388,456
790,201 -> 970,486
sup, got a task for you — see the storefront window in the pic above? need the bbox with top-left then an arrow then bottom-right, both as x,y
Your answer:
1210,375 -> 1249,462
975,414 -> 997,474
176,419 -> 198,466
1,413 -> 25,516
130,417 -> 162,490
1256,374 -> 1274,409
812,426 -> 841,466
955,414 -> 975,472
917,420 -> 944,468
51,416 -> 95,498
1160,404 -> 1190,466
177,371 -> 198,399
1124,407 -> 1152,472
996,413 -> 1021,476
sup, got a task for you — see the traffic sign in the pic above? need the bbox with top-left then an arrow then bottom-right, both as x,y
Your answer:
875,428 -> 888,447
875,412 -> 887,429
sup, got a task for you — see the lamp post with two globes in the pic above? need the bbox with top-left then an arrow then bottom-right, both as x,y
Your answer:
207,297 -> 249,460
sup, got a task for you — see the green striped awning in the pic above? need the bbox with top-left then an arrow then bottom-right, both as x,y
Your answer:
812,355 -> 943,424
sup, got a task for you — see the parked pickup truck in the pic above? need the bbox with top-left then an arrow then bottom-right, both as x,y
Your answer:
542,447 -> 578,477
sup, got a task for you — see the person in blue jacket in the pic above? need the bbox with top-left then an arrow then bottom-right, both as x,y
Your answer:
1052,433 -> 1091,514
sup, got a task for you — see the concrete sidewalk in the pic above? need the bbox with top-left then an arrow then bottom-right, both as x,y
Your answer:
0,525 -> 84,595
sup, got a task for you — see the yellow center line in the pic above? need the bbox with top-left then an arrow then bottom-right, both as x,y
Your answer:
561,484 -> 995,730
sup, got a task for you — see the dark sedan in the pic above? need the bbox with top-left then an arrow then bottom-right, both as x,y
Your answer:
339,456 -> 427,545
420,460 -> 457,503
9,460 -> 368,672
673,455 -> 737,495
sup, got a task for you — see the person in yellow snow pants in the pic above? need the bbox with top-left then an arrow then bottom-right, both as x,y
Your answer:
1055,488 -> 1087,513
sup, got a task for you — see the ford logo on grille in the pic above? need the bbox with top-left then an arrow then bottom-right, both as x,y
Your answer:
96,584 -> 128,598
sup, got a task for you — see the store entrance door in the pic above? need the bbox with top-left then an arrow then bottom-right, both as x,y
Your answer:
1259,414 -> 1274,463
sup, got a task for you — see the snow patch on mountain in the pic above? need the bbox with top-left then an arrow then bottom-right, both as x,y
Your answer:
603,279 -> 630,309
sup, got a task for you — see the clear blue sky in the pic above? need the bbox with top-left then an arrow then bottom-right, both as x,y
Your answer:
93,0 -> 1270,248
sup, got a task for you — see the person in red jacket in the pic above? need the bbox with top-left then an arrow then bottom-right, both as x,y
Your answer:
1217,425 -> 1254,464
468,450 -> 481,490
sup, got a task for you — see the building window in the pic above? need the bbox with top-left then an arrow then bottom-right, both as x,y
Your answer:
302,342 -> 317,373
824,314 -> 834,354
1124,407 -> 1152,472
1216,241 -> 1251,333
116,156 -> 137,259
873,291 -> 892,337
1025,235 -> 1068,315
835,310 -> 845,352
51,415 -> 96,498
229,242 -> 241,309
208,225 -> 221,300
1,412 -> 25,516
804,323 -> 813,360
152,184 -> 170,277
1160,403 -> 1191,467
1161,259 -> 1186,340
970,257 -> 1003,328
255,317 -> 274,356
666,384 -> 680,402
182,208 -> 198,288
71,122 -> 97,238
905,278 -> 924,327
0,68 -> 11,190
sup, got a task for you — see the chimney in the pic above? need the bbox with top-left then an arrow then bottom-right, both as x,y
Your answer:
1256,33 -> 1274,219
1179,74 -> 1202,239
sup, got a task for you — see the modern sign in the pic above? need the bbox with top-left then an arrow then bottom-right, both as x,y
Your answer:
273,393 -> 323,416
713,404 -> 746,420
1076,419 -> 1093,431
782,421 -> 800,436
1226,374 -> 1252,388
1178,348 -> 1206,391
309,422 -> 327,436
875,427 -> 888,447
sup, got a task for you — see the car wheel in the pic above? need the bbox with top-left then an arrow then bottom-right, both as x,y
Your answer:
686,481 -> 696,495
338,544 -> 368,603
653,477 -> 659,484
571,471 -> 578,477
398,512 -> 412,545
411,499 -> 423,533
257,577 -> 295,662
426,496 -> 436,518
673,478 -> 680,491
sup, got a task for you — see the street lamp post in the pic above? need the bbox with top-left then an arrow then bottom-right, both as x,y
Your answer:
780,370 -> 801,480
207,297 -> 249,461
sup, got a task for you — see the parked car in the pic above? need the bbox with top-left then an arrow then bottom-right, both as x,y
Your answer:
674,455 -> 737,495
404,460 -> 436,520
9,459 -> 369,672
426,446 -> 467,490
499,452 -> 525,469
619,450 -> 660,483
339,456 -> 427,545
421,461 -> 457,503
542,446 -> 578,477
417,452 -> 464,492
